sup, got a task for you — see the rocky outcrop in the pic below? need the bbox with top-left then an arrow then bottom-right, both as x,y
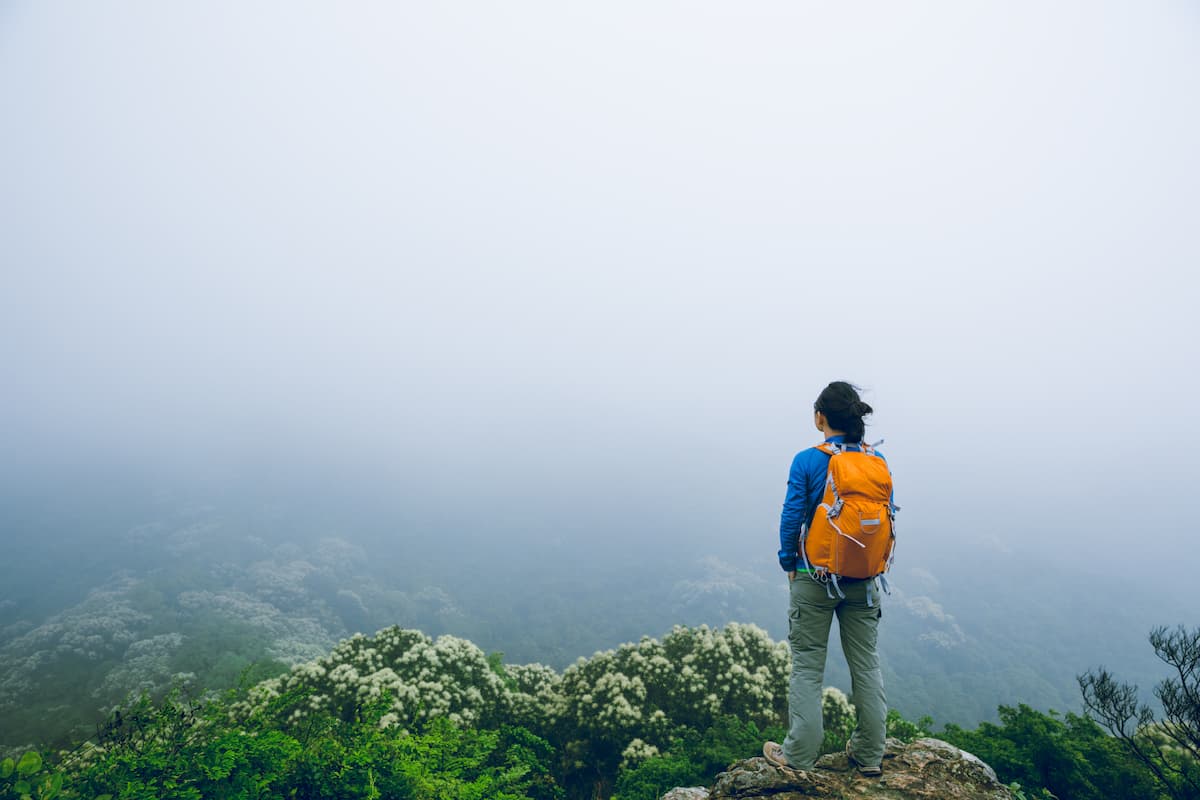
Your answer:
662,737 -> 1013,800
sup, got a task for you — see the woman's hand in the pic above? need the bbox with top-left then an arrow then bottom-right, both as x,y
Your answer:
788,570 -> 797,582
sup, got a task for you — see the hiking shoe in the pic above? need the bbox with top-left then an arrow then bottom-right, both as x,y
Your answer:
762,741 -> 791,769
846,741 -> 882,777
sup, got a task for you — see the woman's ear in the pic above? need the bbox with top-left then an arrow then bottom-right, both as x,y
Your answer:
814,411 -> 825,432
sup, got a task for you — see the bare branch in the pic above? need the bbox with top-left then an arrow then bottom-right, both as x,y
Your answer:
1080,627 -> 1200,800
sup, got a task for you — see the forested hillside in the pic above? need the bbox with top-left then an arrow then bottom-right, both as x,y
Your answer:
3,622 -> 1197,800
3,488 -> 1189,757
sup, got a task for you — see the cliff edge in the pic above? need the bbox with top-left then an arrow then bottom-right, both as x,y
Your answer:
661,737 -> 1014,800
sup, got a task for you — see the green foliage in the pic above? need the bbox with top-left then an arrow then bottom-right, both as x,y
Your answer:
66,687 -> 293,800
0,749 -> 64,800
940,704 -> 1160,800
613,752 -> 698,800
613,716 -> 785,800
10,622 -> 1199,800
388,719 -> 562,800
1006,781 -> 1055,800
885,708 -> 934,742
54,682 -> 561,800
169,616 -> 291,693
487,652 -> 520,692
15,754 -> 41,779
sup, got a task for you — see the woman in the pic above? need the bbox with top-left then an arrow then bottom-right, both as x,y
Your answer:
763,381 -> 892,777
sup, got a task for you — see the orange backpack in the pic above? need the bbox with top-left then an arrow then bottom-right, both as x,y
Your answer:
800,440 -> 897,596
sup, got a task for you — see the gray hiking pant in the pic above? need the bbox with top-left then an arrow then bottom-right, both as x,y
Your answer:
782,573 -> 887,769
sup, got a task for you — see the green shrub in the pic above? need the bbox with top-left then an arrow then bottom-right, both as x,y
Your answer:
613,716 -> 785,800
58,682 -> 561,800
940,704 -> 1160,800
1,749 -> 65,800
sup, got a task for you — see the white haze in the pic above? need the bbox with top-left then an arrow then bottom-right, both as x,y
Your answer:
2,2 -> 1199,584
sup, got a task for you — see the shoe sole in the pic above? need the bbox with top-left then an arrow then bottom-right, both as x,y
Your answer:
762,742 -> 791,769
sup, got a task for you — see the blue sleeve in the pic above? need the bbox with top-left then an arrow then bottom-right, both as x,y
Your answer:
778,452 -> 810,572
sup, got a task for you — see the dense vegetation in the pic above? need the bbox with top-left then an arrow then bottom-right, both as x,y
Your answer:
4,488 -> 1188,755
2,516 -> 1180,755
2,623 -> 1197,800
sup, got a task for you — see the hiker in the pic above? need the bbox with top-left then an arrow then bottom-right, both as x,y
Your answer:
764,381 -> 896,777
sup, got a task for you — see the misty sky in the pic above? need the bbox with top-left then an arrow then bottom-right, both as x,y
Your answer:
2,3 -> 1198,575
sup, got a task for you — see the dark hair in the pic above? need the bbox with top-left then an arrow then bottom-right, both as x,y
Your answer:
813,381 -> 873,443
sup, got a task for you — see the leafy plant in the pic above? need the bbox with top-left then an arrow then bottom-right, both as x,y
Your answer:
885,708 -> 934,742
0,750 -> 65,800
613,716 -> 785,800
940,704 -> 1160,800
1006,781 -> 1055,800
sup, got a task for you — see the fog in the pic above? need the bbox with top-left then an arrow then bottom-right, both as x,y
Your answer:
5,2 -> 1198,563
1,2 -> 1199,739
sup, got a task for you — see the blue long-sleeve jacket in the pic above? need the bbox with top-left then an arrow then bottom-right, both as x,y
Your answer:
777,435 -> 889,572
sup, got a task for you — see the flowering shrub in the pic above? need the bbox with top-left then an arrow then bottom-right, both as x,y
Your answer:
5,620 -> 980,800
552,622 -> 788,775
232,622 -> 791,798
236,626 -> 520,734
505,662 -> 561,733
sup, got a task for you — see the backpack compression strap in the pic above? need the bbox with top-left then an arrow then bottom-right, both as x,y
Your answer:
814,439 -> 884,456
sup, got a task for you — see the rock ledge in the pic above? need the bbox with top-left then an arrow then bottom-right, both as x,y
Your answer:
662,737 -> 1013,799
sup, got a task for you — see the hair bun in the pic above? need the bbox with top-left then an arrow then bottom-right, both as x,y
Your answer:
855,401 -> 873,417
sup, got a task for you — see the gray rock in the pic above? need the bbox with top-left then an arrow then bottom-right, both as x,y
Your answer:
660,789 -> 709,800
666,737 -> 1014,800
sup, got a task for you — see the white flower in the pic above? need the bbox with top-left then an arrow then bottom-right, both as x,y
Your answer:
620,738 -> 660,768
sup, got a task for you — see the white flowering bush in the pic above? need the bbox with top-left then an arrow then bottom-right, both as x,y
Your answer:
658,623 -> 789,727
556,624 -> 786,737
505,661 -> 561,733
92,633 -> 192,700
1,610 -> 877,800
175,589 -> 336,665
236,626 -> 520,733
0,576 -> 151,696
549,622 -> 789,788
619,737 -> 660,769
232,621 -> 791,784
